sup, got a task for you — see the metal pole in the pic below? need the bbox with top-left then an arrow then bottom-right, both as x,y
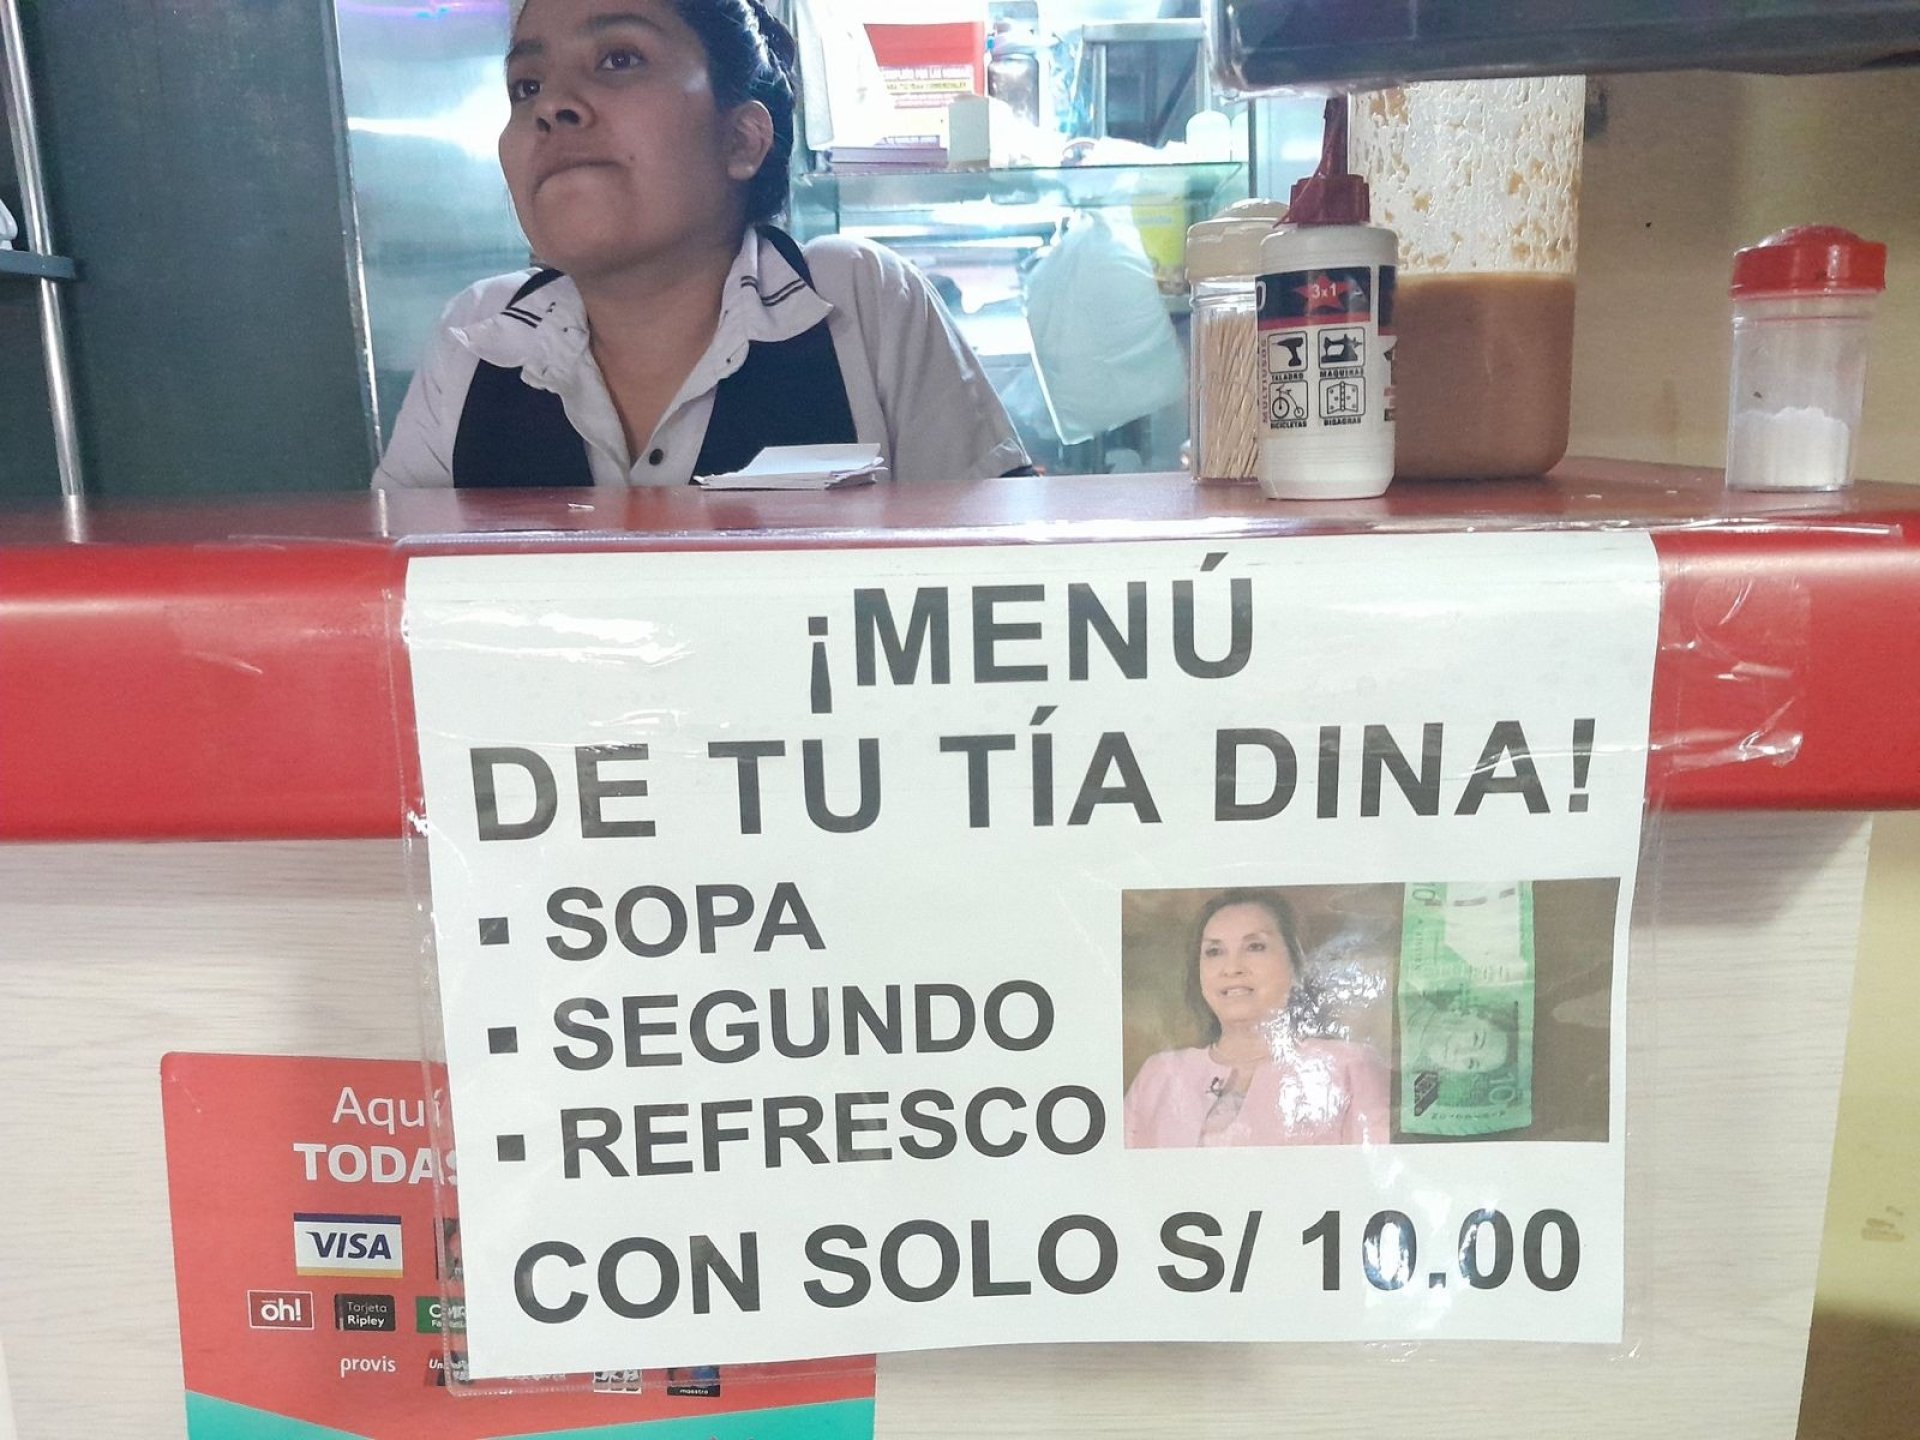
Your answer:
2,0 -> 84,498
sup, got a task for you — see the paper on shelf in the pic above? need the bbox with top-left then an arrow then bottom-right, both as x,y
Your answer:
694,443 -> 887,490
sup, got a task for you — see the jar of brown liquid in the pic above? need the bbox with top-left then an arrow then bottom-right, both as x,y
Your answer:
1348,78 -> 1584,480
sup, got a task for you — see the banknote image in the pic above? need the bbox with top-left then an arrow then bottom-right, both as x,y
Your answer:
1120,878 -> 1617,1149
1398,881 -> 1536,1137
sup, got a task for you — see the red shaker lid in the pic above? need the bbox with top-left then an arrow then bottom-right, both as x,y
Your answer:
1731,225 -> 1887,298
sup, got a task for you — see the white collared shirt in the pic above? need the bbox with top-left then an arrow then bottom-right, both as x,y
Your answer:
372,230 -> 1028,488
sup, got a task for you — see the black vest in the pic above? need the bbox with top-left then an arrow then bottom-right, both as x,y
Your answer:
450,227 -> 858,488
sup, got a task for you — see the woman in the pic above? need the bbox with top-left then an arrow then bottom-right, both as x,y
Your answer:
1124,889 -> 1390,1148
374,0 -> 1028,489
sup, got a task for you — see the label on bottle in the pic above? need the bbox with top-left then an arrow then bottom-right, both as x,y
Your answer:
1255,264 -> 1396,438
1379,266 -> 1397,424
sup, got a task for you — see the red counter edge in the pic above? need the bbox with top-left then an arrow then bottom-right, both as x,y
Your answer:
2,529 -> 1917,843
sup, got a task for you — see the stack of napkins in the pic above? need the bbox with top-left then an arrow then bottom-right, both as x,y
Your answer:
694,444 -> 887,491
829,143 -> 949,175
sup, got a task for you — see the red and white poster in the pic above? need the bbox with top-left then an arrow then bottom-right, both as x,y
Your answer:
856,1 -> 985,146
161,1052 -> 874,1439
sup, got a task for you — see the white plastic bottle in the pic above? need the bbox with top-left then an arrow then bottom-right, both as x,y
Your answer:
1255,100 -> 1398,500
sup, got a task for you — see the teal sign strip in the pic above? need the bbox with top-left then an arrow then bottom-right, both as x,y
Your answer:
185,1393 -> 876,1440
503,1399 -> 877,1440
184,1394 -> 370,1440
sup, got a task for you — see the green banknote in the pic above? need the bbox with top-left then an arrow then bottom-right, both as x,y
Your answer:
1397,881 -> 1535,1137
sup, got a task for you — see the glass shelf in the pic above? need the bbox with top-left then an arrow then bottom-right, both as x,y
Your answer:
794,161 -> 1246,222
0,250 -> 77,282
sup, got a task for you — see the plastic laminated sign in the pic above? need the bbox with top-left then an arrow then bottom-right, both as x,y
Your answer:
394,525 -> 1665,1386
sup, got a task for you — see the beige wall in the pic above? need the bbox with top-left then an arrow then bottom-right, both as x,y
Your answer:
1801,816 -> 1920,1438
1570,68 -> 1920,1440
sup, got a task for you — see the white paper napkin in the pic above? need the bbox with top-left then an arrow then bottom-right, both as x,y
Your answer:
694,443 -> 886,490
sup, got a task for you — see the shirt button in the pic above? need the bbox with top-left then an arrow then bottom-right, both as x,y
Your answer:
648,448 -> 665,466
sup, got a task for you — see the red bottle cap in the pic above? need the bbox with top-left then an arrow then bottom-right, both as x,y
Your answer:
1288,96 -> 1371,227
1731,225 -> 1887,298
1288,172 -> 1371,227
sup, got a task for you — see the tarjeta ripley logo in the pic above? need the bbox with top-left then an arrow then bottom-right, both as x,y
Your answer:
334,1292 -> 398,1332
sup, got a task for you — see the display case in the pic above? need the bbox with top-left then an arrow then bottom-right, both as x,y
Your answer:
787,4 -> 1296,476
790,160 -> 1247,473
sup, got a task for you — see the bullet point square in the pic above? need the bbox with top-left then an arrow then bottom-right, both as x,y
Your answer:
496,1134 -> 526,1163
487,1027 -> 518,1055
478,917 -> 510,945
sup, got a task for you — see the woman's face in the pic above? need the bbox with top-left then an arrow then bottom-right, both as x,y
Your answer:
1422,1012 -> 1512,1072
499,0 -> 767,276
1197,902 -> 1295,1031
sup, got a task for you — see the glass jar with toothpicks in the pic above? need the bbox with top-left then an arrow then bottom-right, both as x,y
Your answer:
1186,199 -> 1288,484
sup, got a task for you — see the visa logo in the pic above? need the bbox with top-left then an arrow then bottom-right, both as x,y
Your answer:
293,1212 -> 405,1277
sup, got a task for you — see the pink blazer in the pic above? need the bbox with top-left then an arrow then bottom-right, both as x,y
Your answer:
1123,1041 -> 1391,1148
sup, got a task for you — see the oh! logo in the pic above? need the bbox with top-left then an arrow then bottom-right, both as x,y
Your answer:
247,1290 -> 314,1330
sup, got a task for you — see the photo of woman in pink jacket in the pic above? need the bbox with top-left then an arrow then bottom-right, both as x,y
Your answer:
1123,889 -> 1390,1149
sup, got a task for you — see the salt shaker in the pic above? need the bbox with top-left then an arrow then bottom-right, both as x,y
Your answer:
1726,225 -> 1887,491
